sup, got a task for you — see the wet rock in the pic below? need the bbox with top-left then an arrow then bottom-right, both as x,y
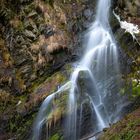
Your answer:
83,21 -> 91,28
43,25 -> 54,38
77,70 -> 100,104
110,12 -> 120,33
83,9 -> 93,19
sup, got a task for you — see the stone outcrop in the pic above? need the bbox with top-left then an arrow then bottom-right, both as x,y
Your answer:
0,0 -> 97,139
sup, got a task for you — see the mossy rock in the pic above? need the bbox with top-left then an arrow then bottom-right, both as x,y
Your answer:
131,80 -> 140,97
99,108 -> 140,140
49,133 -> 63,140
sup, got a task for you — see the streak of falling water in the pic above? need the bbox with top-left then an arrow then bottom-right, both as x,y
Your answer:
32,0 -> 128,139
32,82 -> 71,140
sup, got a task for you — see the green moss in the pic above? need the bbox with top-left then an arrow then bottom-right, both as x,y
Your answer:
132,80 -> 140,97
15,70 -> 26,91
16,20 -> 25,31
8,112 -> 37,139
65,64 -> 73,73
9,120 -> 17,132
0,90 -> 17,114
100,116 -> 140,140
118,119 -> 139,140
19,95 -> 28,102
28,63 -> 71,94
49,133 -> 63,140
24,2 -> 36,14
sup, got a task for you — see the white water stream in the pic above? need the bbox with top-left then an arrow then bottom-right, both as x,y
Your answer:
32,0 -> 128,139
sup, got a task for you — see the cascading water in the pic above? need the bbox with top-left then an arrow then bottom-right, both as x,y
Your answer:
32,0 -> 129,139
32,82 -> 71,140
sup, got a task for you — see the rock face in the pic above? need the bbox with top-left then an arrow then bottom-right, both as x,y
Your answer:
113,0 -> 140,89
0,0 -> 97,139
115,0 -> 140,40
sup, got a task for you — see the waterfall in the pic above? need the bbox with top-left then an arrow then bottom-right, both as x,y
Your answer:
32,0 -> 128,139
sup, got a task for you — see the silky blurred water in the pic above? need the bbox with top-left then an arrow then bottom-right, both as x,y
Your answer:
32,0 -> 128,139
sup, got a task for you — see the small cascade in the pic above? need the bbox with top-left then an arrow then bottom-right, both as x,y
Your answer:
32,82 -> 71,140
32,0 -> 129,139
